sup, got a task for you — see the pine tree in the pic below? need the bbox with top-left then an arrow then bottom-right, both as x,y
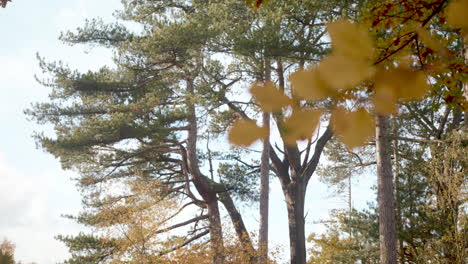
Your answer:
27,1 -> 259,262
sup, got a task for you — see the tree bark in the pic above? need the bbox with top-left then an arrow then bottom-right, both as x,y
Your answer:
376,114 -> 397,264
259,59 -> 271,264
206,198 -> 225,264
284,181 -> 306,264
259,112 -> 270,264
219,192 -> 256,263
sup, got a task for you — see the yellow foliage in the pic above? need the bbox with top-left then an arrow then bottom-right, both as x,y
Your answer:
282,109 -> 322,146
373,66 -> 430,112
227,20 -> 438,150
327,20 -> 374,60
311,20 -> 376,91
372,85 -> 399,116
250,81 -> 292,112
290,68 -> 335,100
372,66 -> 429,116
228,119 -> 269,147
317,54 -> 375,90
415,27 -> 445,53
331,107 -> 375,149
446,0 -> 468,39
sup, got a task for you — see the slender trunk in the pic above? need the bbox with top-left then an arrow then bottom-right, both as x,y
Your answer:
284,181 -> 306,264
348,174 -> 352,238
186,78 -> 224,264
259,112 -> 270,263
219,192 -> 256,263
376,115 -> 397,264
394,138 -> 404,263
259,59 -> 271,264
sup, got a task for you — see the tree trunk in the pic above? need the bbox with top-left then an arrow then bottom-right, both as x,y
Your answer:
207,198 -> 225,264
259,112 -> 270,263
259,59 -> 271,264
219,192 -> 256,263
285,182 -> 306,264
393,123 -> 405,263
186,78 -> 225,264
376,115 -> 397,264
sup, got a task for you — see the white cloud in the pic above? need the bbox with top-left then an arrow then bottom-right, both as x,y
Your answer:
0,154 -> 82,264
53,0 -> 89,31
0,154 -> 38,227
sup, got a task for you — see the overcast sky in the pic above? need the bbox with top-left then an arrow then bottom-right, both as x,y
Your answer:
0,1 -> 375,263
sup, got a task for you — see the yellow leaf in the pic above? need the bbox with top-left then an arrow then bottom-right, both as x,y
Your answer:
327,20 -> 374,60
228,119 -> 268,147
374,66 -> 430,102
372,86 -> 399,116
331,107 -> 375,149
282,109 -> 322,146
317,54 -> 375,90
415,27 -> 445,53
289,68 -> 335,100
250,81 -> 292,112
446,0 -> 468,31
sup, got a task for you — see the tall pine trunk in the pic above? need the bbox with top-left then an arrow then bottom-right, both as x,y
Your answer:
376,115 -> 397,264
259,111 -> 270,263
259,60 -> 271,264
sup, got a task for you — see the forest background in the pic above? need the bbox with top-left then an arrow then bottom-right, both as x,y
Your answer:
0,2 -> 464,263
0,1 -> 373,263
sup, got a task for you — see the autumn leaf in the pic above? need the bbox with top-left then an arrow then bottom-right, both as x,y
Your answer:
228,119 -> 268,147
317,54 -> 375,90
446,0 -> 468,38
250,81 -> 292,112
282,109 -> 322,145
375,66 -> 430,100
415,27 -> 445,53
290,68 -> 335,100
327,20 -> 374,60
315,20 -> 376,91
372,85 -> 399,116
372,66 -> 429,115
331,107 -> 375,149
